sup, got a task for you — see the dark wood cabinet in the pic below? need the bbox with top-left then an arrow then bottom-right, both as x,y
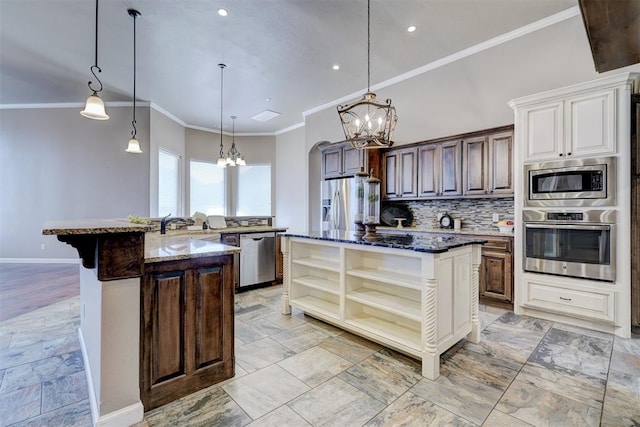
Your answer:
320,143 -> 365,179
141,255 -> 235,410
479,237 -> 513,304
383,148 -> 418,199
416,140 -> 462,199
463,130 -> 513,196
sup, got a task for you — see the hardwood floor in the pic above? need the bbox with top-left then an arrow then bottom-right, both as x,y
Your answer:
0,263 -> 79,322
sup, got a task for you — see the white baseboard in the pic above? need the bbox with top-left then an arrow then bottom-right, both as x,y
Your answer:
0,258 -> 79,264
79,328 -> 144,427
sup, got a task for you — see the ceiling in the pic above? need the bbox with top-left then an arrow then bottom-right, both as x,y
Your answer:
0,0 -> 577,134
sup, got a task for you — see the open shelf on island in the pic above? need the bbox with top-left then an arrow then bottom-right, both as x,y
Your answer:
290,295 -> 339,319
347,288 -> 420,321
292,257 -> 340,272
292,275 -> 339,295
345,314 -> 421,355
346,267 -> 421,290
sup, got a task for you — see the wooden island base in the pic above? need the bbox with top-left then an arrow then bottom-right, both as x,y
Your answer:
280,234 -> 483,379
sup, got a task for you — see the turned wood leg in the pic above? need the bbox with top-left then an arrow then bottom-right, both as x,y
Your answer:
280,237 -> 291,315
467,246 -> 481,344
422,276 -> 439,379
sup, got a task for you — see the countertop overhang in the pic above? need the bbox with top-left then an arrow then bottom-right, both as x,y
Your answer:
284,231 -> 487,253
144,233 -> 240,263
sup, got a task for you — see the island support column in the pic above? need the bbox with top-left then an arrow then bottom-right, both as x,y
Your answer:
280,236 -> 291,315
468,244 -> 482,344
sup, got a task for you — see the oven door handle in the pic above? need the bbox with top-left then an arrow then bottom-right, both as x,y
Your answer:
524,223 -> 611,231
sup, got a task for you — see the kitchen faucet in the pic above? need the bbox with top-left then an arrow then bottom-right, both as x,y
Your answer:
160,214 -> 193,234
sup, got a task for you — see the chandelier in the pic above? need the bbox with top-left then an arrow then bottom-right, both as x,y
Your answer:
337,0 -> 397,149
226,116 -> 246,166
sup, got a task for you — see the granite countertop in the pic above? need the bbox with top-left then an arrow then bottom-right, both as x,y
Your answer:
284,231 -> 487,254
377,226 -> 513,237
42,218 -> 152,235
145,233 -> 240,263
216,226 -> 288,234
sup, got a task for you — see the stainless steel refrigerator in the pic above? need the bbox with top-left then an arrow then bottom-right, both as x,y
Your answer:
321,178 -> 358,231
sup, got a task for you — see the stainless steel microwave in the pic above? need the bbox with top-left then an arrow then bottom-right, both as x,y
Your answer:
524,157 -> 615,207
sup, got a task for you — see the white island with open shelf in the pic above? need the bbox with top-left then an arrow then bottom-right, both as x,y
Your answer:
280,231 -> 485,379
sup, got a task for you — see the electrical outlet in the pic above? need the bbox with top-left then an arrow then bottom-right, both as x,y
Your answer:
241,220 -> 249,226
437,213 -> 443,221
493,213 -> 500,222
41,243 -> 45,251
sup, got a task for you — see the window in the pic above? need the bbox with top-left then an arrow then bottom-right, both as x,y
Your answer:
190,160 -> 226,215
158,149 -> 181,217
237,164 -> 271,216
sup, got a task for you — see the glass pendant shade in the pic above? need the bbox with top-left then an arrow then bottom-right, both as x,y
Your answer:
81,92 -> 109,120
236,156 -> 246,166
217,156 -> 227,167
338,92 -> 396,149
354,167 -> 368,224
364,172 -> 380,224
125,137 -> 142,153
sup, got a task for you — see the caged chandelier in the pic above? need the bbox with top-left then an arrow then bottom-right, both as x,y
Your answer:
337,0 -> 397,149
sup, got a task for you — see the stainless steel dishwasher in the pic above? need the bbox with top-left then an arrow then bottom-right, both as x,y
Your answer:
239,232 -> 276,289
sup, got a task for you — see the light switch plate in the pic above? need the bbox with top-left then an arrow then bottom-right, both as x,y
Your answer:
493,213 -> 500,222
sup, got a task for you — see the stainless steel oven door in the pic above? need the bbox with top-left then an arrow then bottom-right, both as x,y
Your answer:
524,223 -> 615,282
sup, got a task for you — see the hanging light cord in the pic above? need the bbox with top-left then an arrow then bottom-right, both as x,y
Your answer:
219,64 -> 226,158
367,0 -> 370,93
88,0 -> 104,93
130,9 -> 138,137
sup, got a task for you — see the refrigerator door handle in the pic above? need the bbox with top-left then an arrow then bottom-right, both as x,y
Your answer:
332,188 -> 341,229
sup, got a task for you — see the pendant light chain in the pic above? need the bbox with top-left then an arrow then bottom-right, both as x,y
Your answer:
88,0 -> 103,93
219,64 -> 226,159
367,0 -> 370,93
131,9 -> 137,137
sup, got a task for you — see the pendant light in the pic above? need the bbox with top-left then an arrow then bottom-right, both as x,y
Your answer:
125,8 -> 142,153
337,0 -> 397,149
80,0 -> 109,120
226,116 -> 245,166
217,64 -> 227,167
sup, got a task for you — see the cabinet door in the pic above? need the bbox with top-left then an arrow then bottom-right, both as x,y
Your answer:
440,140 -> 462,197
566,89 -> 615,158
382,152 -> 399,199
399,148 -> 418,197
418,145 -> 439,197
463,137 -> 488,196
488,131 -> 513,195
321,146 -> 342,179
480,250 -> 512,302
523,101 -> 564,162
342,145 -> 364,175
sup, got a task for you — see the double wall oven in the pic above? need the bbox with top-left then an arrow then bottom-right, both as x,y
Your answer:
523,157 -> 616,282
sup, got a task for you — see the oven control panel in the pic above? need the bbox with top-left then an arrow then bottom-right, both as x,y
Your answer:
546,212 -> 583,221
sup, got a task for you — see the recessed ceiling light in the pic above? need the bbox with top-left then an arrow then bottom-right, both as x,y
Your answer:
251,109 -> 280,122
407,25 -> 416,33
217,8 -> 228,16
265,97 -> 272,102
332,64 -> 340,70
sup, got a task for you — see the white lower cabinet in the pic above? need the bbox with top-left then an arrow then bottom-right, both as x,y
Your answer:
281,236 -> 482,379
522,275 -> 615,323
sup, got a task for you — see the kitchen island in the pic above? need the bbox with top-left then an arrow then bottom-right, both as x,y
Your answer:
281,231 -> 485,379
43,220 -> 239,426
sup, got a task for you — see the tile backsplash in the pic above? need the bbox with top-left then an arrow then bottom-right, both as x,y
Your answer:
389,198 -> 514,229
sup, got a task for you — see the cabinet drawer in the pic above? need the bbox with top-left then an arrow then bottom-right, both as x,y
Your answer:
482,239 -> 512,253
523,279 -> 615,323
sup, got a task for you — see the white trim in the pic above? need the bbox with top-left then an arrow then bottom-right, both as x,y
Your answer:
79,327 -> 100,427
302,5 -> 581,118
275,121 -> 305,135
0,258 -> 79,264
0,101 -> 150,109
150,102 -> 186,127
185,123 -> 276,137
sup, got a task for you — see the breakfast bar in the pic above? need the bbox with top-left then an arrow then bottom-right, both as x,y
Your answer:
280,231 -> 485,379
42,220 -> 240,426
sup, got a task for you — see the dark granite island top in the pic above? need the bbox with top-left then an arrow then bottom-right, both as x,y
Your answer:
283,230 -> 487,253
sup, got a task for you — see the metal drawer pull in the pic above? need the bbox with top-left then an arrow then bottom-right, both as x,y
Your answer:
559,296 -> 572,301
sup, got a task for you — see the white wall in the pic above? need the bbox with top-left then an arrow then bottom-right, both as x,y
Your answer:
149,107 -> 185,217
0,106 -> 150,259
275,127 -> 307,232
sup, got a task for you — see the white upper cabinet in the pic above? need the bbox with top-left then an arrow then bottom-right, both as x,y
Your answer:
520,88 -> 615,162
